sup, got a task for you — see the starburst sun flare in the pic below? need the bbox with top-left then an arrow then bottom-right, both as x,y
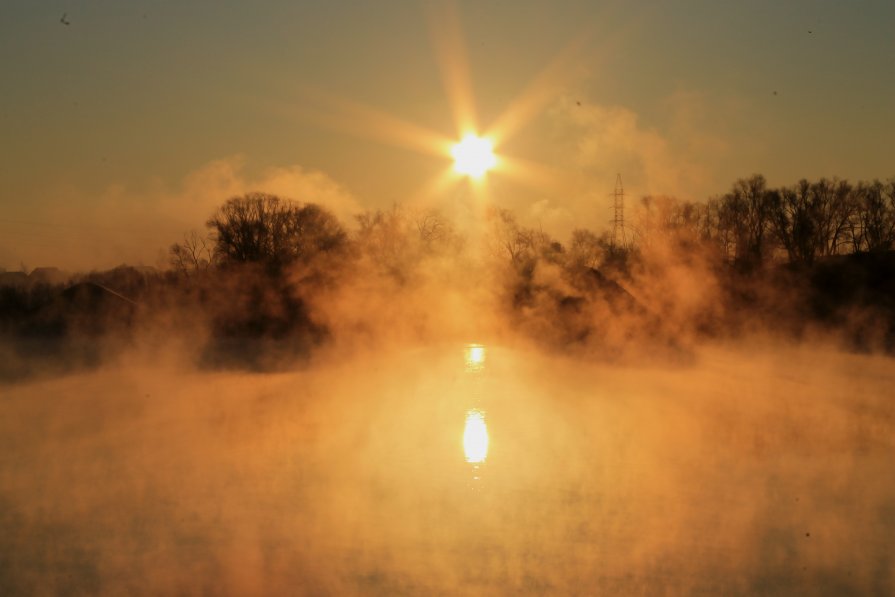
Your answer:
285,1 -> 594,202
451,134 -> 497,179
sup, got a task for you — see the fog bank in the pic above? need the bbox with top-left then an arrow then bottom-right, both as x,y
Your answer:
1,342 -> 892,594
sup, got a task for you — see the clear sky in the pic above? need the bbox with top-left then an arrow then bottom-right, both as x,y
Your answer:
1,0 -> 893,270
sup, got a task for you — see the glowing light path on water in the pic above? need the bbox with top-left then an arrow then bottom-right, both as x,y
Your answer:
463,409 -> 489,463
465,343 -> 486,373
466,344 -> 485,365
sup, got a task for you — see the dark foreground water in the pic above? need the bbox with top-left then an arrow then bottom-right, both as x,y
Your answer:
1,343 -> 893,595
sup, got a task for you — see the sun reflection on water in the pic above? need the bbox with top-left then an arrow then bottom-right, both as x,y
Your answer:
465,344 -> 486,372
463,409 -> 489,464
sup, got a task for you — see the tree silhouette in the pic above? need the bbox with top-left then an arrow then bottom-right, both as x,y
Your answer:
770,179 -> 817,265
769,178 -> 859,265
720,175 -> 774,267
169,230 -> 215,276
808,178 -> 856,258
568,229 -> 605,270
206,193 -> 346,270
853,179 -> 895,253
354,206 -> 459,283
487,208 -> 554,270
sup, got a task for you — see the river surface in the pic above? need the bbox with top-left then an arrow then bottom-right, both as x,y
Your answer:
1,343 -> 893,595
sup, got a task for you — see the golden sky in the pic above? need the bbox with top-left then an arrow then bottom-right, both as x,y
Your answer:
1,0 -> 893,270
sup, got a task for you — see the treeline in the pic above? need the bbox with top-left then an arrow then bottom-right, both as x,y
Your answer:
2,175 -> 894,379
162,176 -> 895,360
476,175 -> 895,354
633,175 -> 895,269
161,176 -> 895,279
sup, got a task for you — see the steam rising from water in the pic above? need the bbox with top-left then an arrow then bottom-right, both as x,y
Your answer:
1,340 -> 893,594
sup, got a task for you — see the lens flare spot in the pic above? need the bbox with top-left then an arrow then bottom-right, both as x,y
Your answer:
463,409 -> 489,463
451,134 -> 496,178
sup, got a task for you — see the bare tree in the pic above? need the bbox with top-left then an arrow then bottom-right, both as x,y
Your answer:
809,178 -> 857,258
355,206 -> 412,279
488,208 -> 539,266
568,229 -> 604,269
720,175 -> 774,266
206,193 -> 346,269
770,179 -> 816,264
853,179 -> 895,252
169,230 -> 214,276
414,210 -> 454,249
290,203 -> 349,258
352,206 -> 460,282
485,208 -> 563,281
696,197 -> 732,260
635,195 -> 722,258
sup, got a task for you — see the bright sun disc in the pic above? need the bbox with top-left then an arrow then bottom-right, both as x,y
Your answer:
451,134 -> 496,178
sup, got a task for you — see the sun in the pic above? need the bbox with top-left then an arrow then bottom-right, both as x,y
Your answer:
291,3 -> 593,198
451,134 -> 497,179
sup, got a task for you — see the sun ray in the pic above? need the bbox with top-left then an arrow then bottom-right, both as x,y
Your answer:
483,3 -> 650,148
427,0 -> 479,136
270,8 -> 652,210
288,85 -> 455,158
483,30 -> 594,147
405,167 -> 463,206
497,154 -> 568,194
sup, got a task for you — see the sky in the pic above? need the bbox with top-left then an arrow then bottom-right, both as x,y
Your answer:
1,0 -> 893,271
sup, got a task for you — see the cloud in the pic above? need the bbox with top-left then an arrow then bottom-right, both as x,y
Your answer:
549,96 -> 713,202
170,157 -> 363,226
490,90 -> 751,240
1,156 -> 362,272
527,197 -> 579,238
495,91 -> 736,243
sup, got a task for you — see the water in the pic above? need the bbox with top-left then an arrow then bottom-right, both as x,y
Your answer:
1,343 -> 893,594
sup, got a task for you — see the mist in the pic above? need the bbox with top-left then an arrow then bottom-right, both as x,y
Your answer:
3,187 -> 895,594
2,340 -> 893,595
5,0 -> 895,591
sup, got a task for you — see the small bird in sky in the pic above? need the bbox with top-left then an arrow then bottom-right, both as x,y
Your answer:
808,30 -> 813,34
60,13 -> 70,26
773,91 -> 778,96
